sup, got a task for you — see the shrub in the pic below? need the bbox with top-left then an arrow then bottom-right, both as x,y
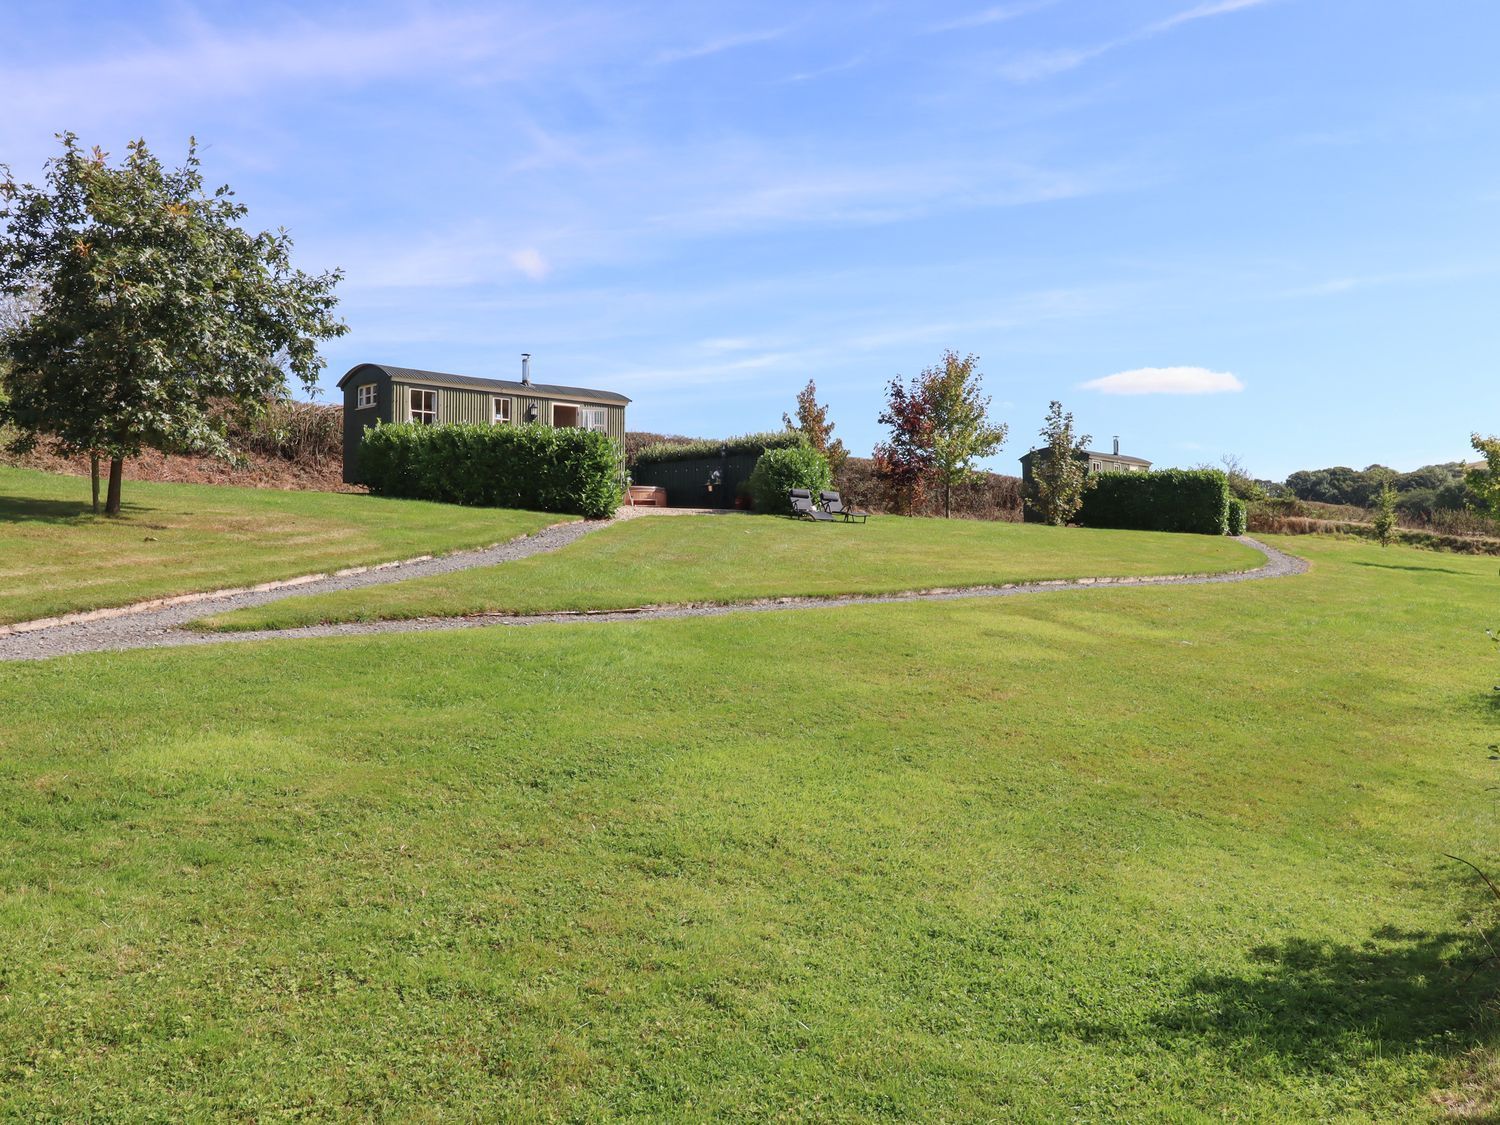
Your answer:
748,444 -> 832,515
358,422 -> 623,518
224,399 -> 342,463
1078,469 -> 1232,535
633,430 -> 805,467
1227,498 -> 1247,536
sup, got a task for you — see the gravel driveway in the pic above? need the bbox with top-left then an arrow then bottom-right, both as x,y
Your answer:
0,533 -> 1307,663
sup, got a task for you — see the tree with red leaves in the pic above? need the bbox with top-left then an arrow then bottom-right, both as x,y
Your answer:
873,374 -> 934,514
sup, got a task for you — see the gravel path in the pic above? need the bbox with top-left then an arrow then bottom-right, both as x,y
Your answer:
0,534 -> 1307,663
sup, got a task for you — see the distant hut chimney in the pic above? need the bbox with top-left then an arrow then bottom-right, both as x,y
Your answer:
521,353 -> 531,386
1113,435 -> 1120,456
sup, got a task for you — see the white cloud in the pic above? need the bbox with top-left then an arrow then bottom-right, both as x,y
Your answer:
1081,366 -> 1245,395
510,248 -> 551,280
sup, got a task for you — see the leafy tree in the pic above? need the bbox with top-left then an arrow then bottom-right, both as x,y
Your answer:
0,134 -> 346,514
873,375 -> 934,515
874,350 -> 1007,517
1026,401 -> 1092,526
1469,433 -> 1500,518
782,379 -> 848,476
1371,481 -> 1399,546
921,351 -> 1007,518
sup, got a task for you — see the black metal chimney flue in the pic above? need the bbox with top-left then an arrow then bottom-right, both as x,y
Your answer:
521,353 -> 531,385
1113,435 -> 1120,456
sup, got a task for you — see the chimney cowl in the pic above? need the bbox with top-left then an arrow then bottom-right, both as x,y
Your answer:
521,353 -> 531,385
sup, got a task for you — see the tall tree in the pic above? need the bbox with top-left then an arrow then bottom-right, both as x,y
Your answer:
921,351 -> 1007,518
0,134 -> 346,514
783,378 -> 848,476
1469,433 -> 1500,518
874,350 -> 1008,517
873,374 -> 934,515
1026,401 -> 1092,526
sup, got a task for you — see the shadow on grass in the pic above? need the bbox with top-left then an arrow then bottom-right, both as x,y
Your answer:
0,496 -> 144,524
1349,560 -> 1479,577
1154,926 -> 1495,1071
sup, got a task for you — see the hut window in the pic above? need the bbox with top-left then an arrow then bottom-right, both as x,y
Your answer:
1090,460 -> 1102,473
579,407 -> 607,433
493,396 -> 511,424
410,388 -> 437,425
355,383 -> 377,409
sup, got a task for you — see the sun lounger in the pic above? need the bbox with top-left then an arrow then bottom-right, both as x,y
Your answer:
788,489 -> 834,521
819,491 -> 869,523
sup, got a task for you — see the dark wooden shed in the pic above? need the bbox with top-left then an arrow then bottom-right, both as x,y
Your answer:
339,361 -> 630,485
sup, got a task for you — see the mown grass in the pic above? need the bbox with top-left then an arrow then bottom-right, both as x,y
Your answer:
198,513 -> 1264,632
1,536 -> 1497,1118
0,466 -> 569,624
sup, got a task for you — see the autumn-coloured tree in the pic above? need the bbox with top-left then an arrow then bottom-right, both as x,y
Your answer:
0,134 -> 346,514
874,351 -> 1007,517
1026,401 -> 1092,526
783,378 -> 848,475
873,375 -> 934,514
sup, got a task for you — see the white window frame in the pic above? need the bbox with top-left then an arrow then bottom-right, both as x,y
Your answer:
1090,460 -> 1102,473
355,383 -> 377,409
493,396 -> 512,425
550,402 -> 580,429
410,388 -> 437,425
579,406 -> 608,433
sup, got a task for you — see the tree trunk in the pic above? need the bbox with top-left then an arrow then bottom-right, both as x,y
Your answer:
90,453 -> 101,514
944,478 -> 952,518
105,456 -> 124,515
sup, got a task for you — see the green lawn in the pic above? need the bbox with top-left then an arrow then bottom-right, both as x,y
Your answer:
0,466 -> 569,625
199,513 -> 1265,632
1,535 -> 1496,1118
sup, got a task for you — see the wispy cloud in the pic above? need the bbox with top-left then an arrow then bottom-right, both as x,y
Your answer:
995,0 -> 1279,82
509,248 -> 551,281
653,27 -> 790,65
1082,366 -> 1245,395
1279,262 -> 1500,298
1148,0 -> 1277,34
995,46 -> 1110,83
780,56 -> 864,83
928,1 -> 1057,33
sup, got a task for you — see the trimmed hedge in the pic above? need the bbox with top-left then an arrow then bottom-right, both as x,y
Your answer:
1228,498 -> 1248,536
634,430 -> 805,467
1078,469 -> 1232,535
359,422 -> 623,518
748,445 -> 832,514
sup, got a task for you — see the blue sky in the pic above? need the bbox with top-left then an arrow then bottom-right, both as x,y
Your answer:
5,0 -> 1498,478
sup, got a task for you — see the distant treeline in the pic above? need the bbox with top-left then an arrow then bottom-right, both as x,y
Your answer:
1281,462 -> 1476,516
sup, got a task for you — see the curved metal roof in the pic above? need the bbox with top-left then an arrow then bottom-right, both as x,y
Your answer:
337,363 -> 630,405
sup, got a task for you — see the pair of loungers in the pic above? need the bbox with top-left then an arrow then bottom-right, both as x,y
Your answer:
788,489 -> 869,523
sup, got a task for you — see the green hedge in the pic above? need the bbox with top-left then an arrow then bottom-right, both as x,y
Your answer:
359,422 -> 623,518
1228,498 -> 1248,536
1078,469 -> 1232,535
748,445 -> 832,514
634,430 -> 805,467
